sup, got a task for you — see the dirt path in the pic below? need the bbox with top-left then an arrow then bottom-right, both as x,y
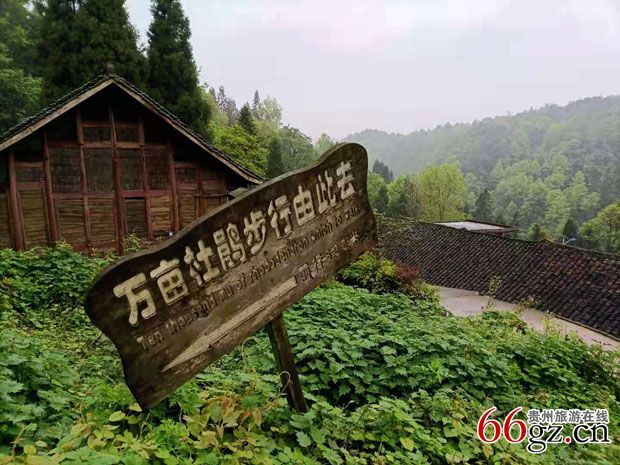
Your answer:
438,286 -> 618,349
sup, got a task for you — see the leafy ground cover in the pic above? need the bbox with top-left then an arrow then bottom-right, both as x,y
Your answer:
0,245 -> 618,464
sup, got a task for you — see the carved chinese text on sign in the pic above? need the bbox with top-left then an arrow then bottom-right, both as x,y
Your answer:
85,143 -> 377,408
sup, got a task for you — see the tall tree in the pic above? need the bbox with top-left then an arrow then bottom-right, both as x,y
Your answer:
0,45 -> 42,132
1,0 -> 42,76
38,0 -> 80,100
314,133 -> 335,156
212,124 -> 266,176
528,223 -> 547,241
253,95 -> 282,125
215,85 -> 238,125
388,175 -> 420,218
266,138 -> 284,178
376,184 -> 389,214
372,159 -> 393,183
252,90 -> 260,112
279,126 -> 315,172
39,0 -> 146,101
0,1 -> 42,131
147,0 -> 209,129
473,188 -> 493,222
561,217 -> 579,243
418,163 -> 466,222
238,103 -> 256,135
366,172 -> 385,208
579,202 -> 620,254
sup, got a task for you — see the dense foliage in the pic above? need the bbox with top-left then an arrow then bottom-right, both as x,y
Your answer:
0,245 -> 618,464
0,1 -> 321,183
146,0 -> 210,131
38,0 -> 147,101
348,98 -> 620,251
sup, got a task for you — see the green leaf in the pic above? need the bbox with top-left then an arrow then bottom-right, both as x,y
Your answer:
296,431 -> 312,448
107,411 -> 125,422
310,426 -> 326,445
400,437 -> 414,451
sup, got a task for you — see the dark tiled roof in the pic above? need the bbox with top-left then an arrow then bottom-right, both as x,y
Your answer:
0,74 -> 262,183
379,222 -> 620,339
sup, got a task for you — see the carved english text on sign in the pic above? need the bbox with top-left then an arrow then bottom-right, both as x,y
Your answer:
85,143 -> 376,408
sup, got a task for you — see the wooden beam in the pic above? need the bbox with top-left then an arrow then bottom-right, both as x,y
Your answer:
110,105 -> 125,254
42,130 -> 58,244
266,314 -> 308,412
77,108 -> 92,250
7,150 -> 24,250
168,142 -> 179,233
138,117 -> 153,241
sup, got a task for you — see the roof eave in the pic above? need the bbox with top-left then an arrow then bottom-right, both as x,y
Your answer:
0,78 -> 115,152
0,75 -> 263,185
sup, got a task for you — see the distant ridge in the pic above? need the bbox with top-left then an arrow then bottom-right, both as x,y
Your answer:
344,95 -> 620,179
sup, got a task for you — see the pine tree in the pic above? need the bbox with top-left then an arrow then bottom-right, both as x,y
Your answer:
528,223 -> 547,241
38,0 -> 81,100
267,138 -> 284,178
473,188 -> 493,222
561,217 -> 579,243
39,0 -> 146,101
238,103 -> 256,135
372,159 -> 393,183
147,0 -> 209,128
215,86 -> 238,124
376,184 -> 389,214
78,0 -> 146,83
252,90 -> 260,112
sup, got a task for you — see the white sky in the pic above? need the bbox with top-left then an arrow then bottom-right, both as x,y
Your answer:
126,0 -> 620,139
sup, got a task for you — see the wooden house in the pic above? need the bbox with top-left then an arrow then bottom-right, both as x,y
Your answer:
0,74 -> 262,253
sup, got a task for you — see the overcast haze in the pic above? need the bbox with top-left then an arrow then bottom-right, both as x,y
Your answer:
126,0 -> 620,139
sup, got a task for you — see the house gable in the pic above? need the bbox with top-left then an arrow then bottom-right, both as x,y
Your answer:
0,75 -> 262,253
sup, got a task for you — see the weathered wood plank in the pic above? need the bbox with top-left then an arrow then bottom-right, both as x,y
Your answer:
109,105 -> 125,254
7,151 -> 25,249
85,143 -> 376,409
43,130 -> 59,243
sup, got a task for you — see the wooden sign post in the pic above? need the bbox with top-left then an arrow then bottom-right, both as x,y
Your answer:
85,143 -> 376,410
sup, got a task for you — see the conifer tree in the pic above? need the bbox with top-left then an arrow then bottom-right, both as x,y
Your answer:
252,90 -> 260,112
376,184 -> 389,214
372,159 -> 393,183
562,217 -> 578,242
78,0 -> 146,82
147,0 -> 209,128
238,103 -> 256,135
38,0 -> 81,100
39,0 -> 146,101
266,138 -> 284,178
528,223 -> 547,241
473,188 -> 493,222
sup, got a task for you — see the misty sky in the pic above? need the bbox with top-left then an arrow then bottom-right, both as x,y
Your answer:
126,0 -> 620,140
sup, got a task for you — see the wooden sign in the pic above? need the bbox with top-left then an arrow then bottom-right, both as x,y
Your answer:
85,143 -> 376,409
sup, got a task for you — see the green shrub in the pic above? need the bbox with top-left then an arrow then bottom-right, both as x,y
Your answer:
0,242 -> 110,327
337,252 -> 401,293
0,326 -> 77,449
1,248 -> 619,464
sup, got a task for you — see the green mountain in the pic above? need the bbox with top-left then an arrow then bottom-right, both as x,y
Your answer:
345,96 -> 620,209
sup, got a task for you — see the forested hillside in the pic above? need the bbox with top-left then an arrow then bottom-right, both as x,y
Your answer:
347,98 -> 620,252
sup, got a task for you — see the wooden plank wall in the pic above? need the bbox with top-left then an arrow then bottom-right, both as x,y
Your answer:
0,194 -> 11,248
3,102 -> 232,252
